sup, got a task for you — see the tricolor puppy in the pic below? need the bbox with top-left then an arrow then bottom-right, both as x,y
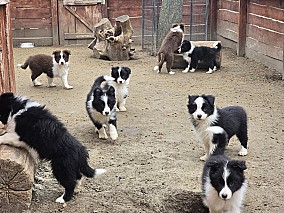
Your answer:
0,93 -> 105,203
107,66 -> 131,112
178,40 -> 221,74
187,95 -> 248,161
202,154 -> 247,213
19,50 -> 73,89
86,75 -> 118,140
153,23 -> 184,75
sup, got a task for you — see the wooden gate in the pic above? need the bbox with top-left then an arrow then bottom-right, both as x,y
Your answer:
58,0 -> 107,45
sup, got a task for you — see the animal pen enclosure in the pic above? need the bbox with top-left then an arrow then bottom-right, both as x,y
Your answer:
141,0 -> 210,55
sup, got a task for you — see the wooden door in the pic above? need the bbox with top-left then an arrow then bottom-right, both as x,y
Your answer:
58,0 -> 107,45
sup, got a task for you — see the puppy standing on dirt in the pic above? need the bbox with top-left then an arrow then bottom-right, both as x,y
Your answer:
187,94 -> 248,161
107,66 -> 131,112
86,75 -> 118,140
202,127 -> 247,213
178,40 -> 222,74
153,23 -> 184,75
0,93 -> 105,204
19,50 -> 73,89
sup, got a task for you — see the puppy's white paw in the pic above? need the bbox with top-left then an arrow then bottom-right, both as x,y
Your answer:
98,128 -> 108,139
182,68 -> 189,73
109,125 -> 118,140
64,85 -> 73,90
119,106 -> 127,112
200,154 -> 208,161
189,68 -> 196,73
48,83 -> 56,87
169,71 -> 175,75
213,66 -> 217,71
55,194 -> 65,204
238,146 -> 248,156
206,68 -> 214,74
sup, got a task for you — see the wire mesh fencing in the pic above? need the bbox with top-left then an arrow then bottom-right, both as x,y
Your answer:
142,0 -> 209,55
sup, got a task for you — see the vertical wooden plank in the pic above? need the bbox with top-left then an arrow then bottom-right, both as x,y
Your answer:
237,0 -> 247,56
58,0 -> 65,45
51,0 -> 59,45
0,2 -> 16,93
209,0 -> 217,40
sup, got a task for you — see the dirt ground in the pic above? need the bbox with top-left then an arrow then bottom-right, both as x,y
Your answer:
11,44 -> 283,213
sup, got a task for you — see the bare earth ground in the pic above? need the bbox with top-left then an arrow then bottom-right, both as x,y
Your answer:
11,45 -> 283,213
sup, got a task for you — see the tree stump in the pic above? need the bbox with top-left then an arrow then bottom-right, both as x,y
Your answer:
88,15 -> 134,61
0,145 -> 37,212
172,41 -> 222,70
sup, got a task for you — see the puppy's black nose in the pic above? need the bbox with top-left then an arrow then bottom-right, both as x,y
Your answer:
105,111 -> 109,115
197,114 -> 202,119
222,194 -> 227,199
119,81 -> 123,84
61,62 -> 64,65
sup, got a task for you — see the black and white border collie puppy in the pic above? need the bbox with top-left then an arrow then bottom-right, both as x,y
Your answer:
202,127 -> 247,213
107,66 -> 131,112
19,50 -> 73,89
0,93 -> 105,203
187,95 -> 248,161
178,40 -> 221,74
86,75 -> 118,140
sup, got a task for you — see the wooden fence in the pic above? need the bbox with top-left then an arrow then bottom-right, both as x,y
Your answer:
211,0 -> 283,75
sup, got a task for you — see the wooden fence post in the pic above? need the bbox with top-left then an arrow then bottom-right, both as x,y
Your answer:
237,0 -> 247,56
209,0 -> 217,40
0,0 -> 16,93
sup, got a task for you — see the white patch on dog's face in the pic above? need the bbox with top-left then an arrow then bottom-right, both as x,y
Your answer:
58,51 -> 66,65
192,97 -> 208,120
117,67 -> 125,84
101,95 -> 111,116
170,25 -> 183,33
219,164 -> 233,200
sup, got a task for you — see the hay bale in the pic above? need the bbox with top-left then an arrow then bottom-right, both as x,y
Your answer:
0,145 -> 37,212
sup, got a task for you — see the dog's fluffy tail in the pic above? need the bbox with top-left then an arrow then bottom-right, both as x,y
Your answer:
213,42 -> 222,52
18,56 -> 32,69
153,52 -> 165,72
94,75 -> 115,87
206,126 -> 228,156
81,163 -> 106,178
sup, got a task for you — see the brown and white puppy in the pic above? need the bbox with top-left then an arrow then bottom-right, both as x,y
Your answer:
19,50 -> 73,89
153,23 -> 184,75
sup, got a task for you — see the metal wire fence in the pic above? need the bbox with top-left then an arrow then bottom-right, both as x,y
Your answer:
142,0 -> 209,55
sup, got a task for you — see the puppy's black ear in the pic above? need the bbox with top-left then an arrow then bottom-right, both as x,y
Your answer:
188,95 -> 197,104
123,67 -> 131,74
205,95 -> 215,107
229,160 -> 247,172
107,86 -> 116,97
52,50 -> 60,55
0,92 -> 14,104
93,88 -> 102,98
179,23 -> 185,32
207,160 -> 221,173
63,50 -> 71,55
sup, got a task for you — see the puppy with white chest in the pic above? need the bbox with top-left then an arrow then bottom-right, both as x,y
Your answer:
107,66 -> 131,112
179,40 -> 221,74
202,127 -> 247,213
153,23 -> 184,75
19,50 -> 73,89
202,154 -> 247,213
0,93 -> 105,204
187,95 -> 248,161
86,75 -> 118,140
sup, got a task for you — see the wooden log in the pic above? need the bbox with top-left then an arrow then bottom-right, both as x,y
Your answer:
0,145 -> 37,212
172,41 -> 222,70
89,15 -> 134,61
